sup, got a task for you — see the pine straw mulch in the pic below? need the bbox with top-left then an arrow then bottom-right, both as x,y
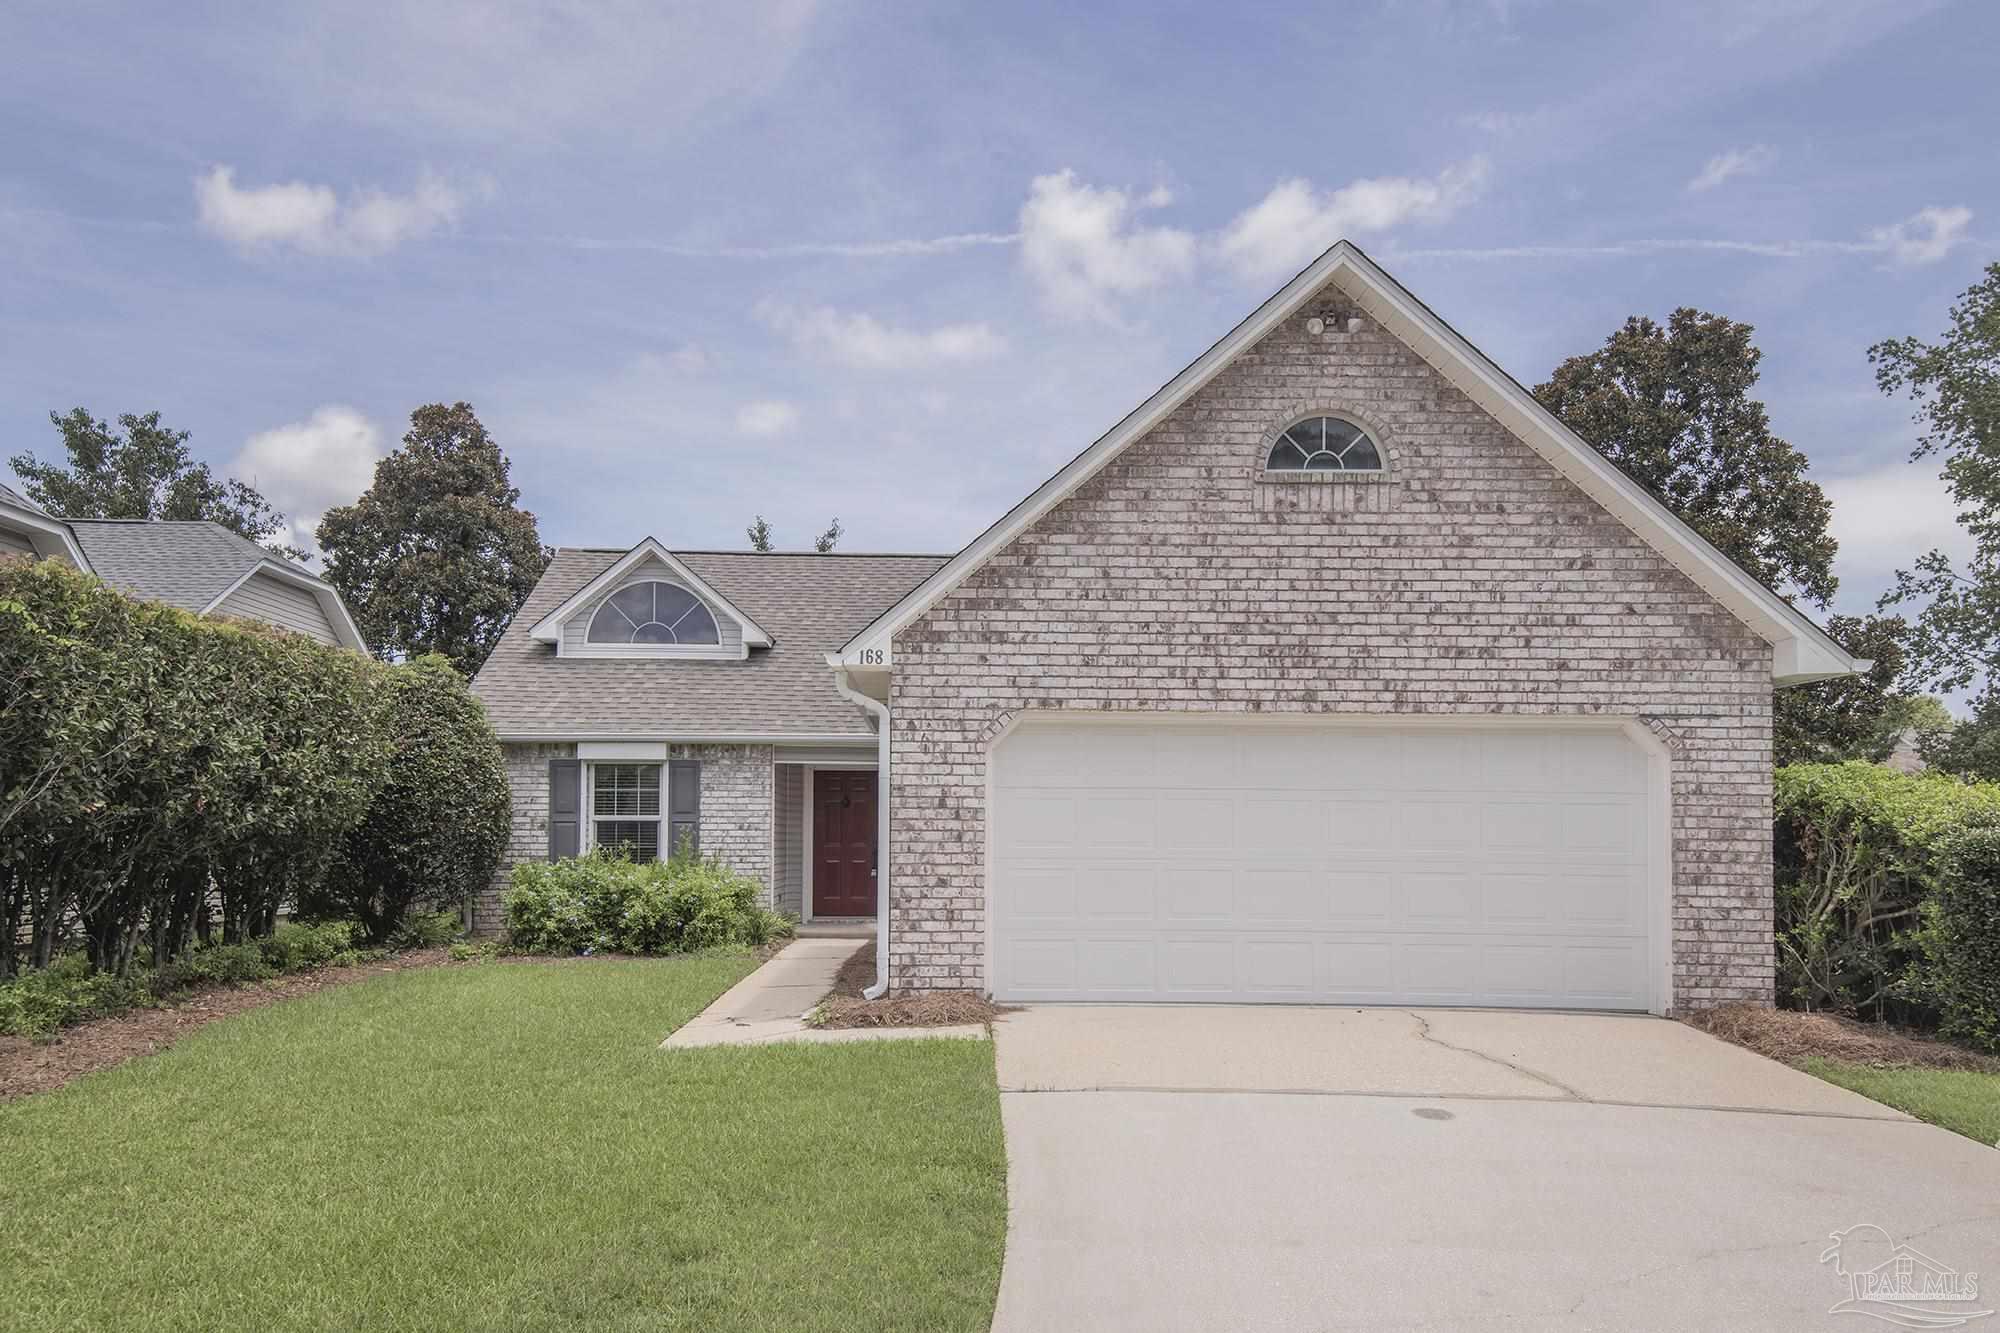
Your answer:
808,939 -> 1013,1030
1684,1003 -> 2000,1073
0,948 -> 451,1104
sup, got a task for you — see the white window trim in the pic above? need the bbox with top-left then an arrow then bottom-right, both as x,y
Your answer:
531,537 -> 774,651
583,759 -> 665,862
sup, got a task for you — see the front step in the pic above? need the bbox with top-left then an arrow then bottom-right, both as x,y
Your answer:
795,919 -> 875,939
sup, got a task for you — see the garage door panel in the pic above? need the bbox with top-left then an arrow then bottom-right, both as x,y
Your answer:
1325,866 -> 1394,923
990,723 -> 1659,1010
1330,799 -> 1397,849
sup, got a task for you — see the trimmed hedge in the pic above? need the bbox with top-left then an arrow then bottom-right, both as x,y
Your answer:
1773,761 -> 2000,1020
0,557 -> 500,982
304,655 -> 510,944
1917,821 -> 2000,1052
504,850 -> 792,956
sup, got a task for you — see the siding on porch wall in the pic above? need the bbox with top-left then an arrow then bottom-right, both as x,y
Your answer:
475,741 -> 778,935
884,284 -> 1775,1010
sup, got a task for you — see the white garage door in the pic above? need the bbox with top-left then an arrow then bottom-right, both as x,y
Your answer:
989,721 -> 1662,1011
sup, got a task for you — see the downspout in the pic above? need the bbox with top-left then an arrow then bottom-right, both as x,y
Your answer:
830,665 -> 892,999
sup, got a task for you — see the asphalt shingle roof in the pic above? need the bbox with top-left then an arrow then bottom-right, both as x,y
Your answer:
66,520 -> 293,612
471,548 -> 950,739
0,482 -> 48,515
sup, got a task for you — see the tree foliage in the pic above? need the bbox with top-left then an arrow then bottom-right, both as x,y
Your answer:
9,409 -> 303,560
1869,261 -> 2000,696
306,655 -> 510,943
743,514 -> 843,552
317,403 -> 550,676
0,559 -> 391,979
1772,615 -> 1910,765
1535,309 -> 1839,609
1921,690 -> 2000,782
746,515 -> 773,552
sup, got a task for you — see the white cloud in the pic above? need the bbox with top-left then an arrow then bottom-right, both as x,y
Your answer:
1869,205 -> 1973,266
1687,144 -> 1776,192
735,400 -> 799,436
1824,462 -> 1976,607
195,166 -> 469,257
758,302 -> 1006,370
1018,171 -> 1197,321
1216,157 -> 1490,283
232,406 -> 385,554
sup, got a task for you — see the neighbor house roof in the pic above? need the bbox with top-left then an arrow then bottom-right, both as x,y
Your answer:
64,519 -> 367,650
836,240 -> 1867,686
0,482 -> 48,515
472,548 -> 950,741
0,484 -> 91,567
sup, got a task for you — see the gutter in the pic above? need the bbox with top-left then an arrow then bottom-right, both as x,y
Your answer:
828,665 -> 891,1000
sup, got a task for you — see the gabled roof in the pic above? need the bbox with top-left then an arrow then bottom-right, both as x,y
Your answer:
837,240 -> 1865,686
0,484 -> 90,567
525,537 -> 777,651
474,548 -> 950,741
65,519 -> 366,651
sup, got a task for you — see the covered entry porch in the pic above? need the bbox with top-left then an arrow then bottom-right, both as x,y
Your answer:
771,747 -> 879,924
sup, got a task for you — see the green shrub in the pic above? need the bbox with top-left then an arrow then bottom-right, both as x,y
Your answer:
305,655 -> 510,945
388,909 -> 464,951
0,956 -> 154,1040
1915,820 -> 2000,1052
1774,762 -> 2000,1017
257,920 -> 364,973
447,938 -> 501,963
504,850 -> 788,956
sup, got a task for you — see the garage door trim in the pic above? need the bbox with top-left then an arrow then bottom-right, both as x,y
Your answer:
983,713 -> 1674,1014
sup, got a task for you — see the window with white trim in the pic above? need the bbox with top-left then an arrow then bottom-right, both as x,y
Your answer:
591,763 -> 661,861
585,580 -> 720,646
1265,415 -> 1384,472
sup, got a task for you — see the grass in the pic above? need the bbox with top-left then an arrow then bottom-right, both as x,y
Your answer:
0,952 -> 1008,1332
1801,1058 -> 2000,1147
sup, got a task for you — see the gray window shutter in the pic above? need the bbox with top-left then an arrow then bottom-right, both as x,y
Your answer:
548,759 -> 581,860
668,760 -> 701,857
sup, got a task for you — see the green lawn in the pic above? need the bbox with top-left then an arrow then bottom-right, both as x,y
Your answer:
1803,1058 -> 2000,1146
0,954 -> 1008,1333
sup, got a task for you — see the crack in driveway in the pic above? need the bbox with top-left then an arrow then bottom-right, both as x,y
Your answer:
1402,1009 -> 1590,1100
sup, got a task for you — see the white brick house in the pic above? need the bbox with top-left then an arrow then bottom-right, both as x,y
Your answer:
471,242 -> 1863,1014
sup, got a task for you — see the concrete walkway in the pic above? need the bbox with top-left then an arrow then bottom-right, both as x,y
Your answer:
661,938 -> 984,1049
991,1005 -> 2000,1332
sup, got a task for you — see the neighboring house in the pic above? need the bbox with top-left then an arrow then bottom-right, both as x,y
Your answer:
0,483 -> 364,650
471,241 -> 1865,1015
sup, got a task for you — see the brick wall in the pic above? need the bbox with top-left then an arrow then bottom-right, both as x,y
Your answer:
887,283 -> 1774,1009
475,741 -> 777,933
476,741 -> 574,935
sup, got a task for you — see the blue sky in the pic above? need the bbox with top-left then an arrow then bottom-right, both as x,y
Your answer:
1,0 -> 1991,626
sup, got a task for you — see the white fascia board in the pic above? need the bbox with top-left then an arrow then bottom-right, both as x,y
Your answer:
527,537 -> 774,648
0,505 -> 91,571
836,240 -> 1864,686
201,559 -> 370,654
492,731 -> 878,745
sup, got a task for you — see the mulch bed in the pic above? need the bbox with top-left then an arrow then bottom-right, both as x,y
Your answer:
0,948 -> 451,1104
1684,1003 -> 2000,1073
809,940 -> 1013,1030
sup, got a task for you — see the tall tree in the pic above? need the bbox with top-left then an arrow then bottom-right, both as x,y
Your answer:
814,517 -> 844,553
317,403 -> 550,676
1771,614 -> 1910,765
746,515 -> 773,552
1534,309 -> 1838,609
1869,260 -> 2000,698
1920,691 -> 2000,782
10,409 -> 303,559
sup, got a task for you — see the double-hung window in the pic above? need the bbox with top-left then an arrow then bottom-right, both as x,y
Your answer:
591,763 -> 661,861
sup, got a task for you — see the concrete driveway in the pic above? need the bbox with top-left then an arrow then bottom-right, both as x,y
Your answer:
991,1006 -> 2000,1332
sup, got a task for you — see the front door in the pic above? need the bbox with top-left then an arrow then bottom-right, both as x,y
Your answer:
812,770 -> 877,917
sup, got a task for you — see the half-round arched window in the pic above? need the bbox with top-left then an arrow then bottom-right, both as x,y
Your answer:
586,580 -> 721,645
1265,415 -> 1384,472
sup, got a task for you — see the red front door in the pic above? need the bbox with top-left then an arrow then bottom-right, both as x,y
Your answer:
812,770 -> 877,917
